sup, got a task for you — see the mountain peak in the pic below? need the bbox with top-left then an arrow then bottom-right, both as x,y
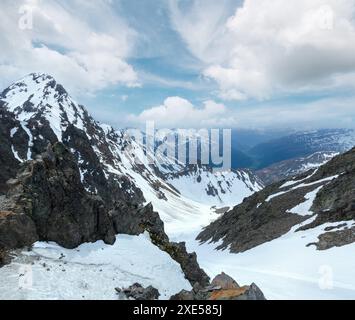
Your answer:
3,72 -> 68,98
27,72 -> 55,82
0,73 -> 84,141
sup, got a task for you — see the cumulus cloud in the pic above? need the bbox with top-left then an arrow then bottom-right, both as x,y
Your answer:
0,0 -> 139,94
128,96 -> 232,128
170,0 -> 355,100
125,94 -> 355,130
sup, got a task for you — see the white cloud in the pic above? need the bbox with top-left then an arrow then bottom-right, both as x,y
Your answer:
125,94 -> 355,130
170,0 -> 355,100
128,96 -> 230,128
0,0 -> 139,94
169,0 -> 236,64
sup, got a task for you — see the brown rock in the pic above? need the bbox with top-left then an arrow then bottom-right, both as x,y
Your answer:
211,272 -> 240,290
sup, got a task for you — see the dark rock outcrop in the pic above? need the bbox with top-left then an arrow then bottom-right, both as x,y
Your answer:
0,107 -> 25,194
0,210 -> 38,250
1,143 -> 116,249
307,227 -> 355,250
116,283 -> 160,300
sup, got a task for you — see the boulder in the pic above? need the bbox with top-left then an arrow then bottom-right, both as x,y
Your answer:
116,283 -> 160,300
211,272 -> 240,290
0,211 -> 38,250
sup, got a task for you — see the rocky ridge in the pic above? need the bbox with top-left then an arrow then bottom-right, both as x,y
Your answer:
198,148 -> 355,253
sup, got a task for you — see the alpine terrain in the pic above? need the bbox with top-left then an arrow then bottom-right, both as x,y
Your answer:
195,148 -> 355,299
0,73 -> 264,300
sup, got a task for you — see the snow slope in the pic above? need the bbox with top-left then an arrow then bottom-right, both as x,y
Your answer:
0,233 -> 191,300
176,218 -> 355,300
166,168 -> 263,207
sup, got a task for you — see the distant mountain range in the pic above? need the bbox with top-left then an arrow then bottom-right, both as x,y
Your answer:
247,129 -> 355,169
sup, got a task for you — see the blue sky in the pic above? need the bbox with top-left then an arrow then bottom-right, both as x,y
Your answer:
1,0 -> 355,130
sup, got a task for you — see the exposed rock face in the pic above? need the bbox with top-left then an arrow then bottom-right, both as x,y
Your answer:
198,148 -> 355,253
0,107 -> 24,194
308,227 -> 355,251
116,283 -> 160,300
197,184 -> 306,253
110,202 -> 165,237
1,143 -> 116,249
0,210 -> 38,250
170,273 -> 266,301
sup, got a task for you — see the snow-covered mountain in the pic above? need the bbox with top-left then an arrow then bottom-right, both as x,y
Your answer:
166,166 -> 263,207
0,73 -> 266,300
251,129 -> 355,169
0,73 -> 262,227
256,151 -> 339,185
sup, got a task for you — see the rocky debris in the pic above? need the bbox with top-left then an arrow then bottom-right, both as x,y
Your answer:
161,242 -> 210,288
116,283 -> 160,300
170,273 -> 266,301
170,290 -> 195,300
145,208 -> 210,288
198,147 -> 355,253
1,142 -> 116,249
